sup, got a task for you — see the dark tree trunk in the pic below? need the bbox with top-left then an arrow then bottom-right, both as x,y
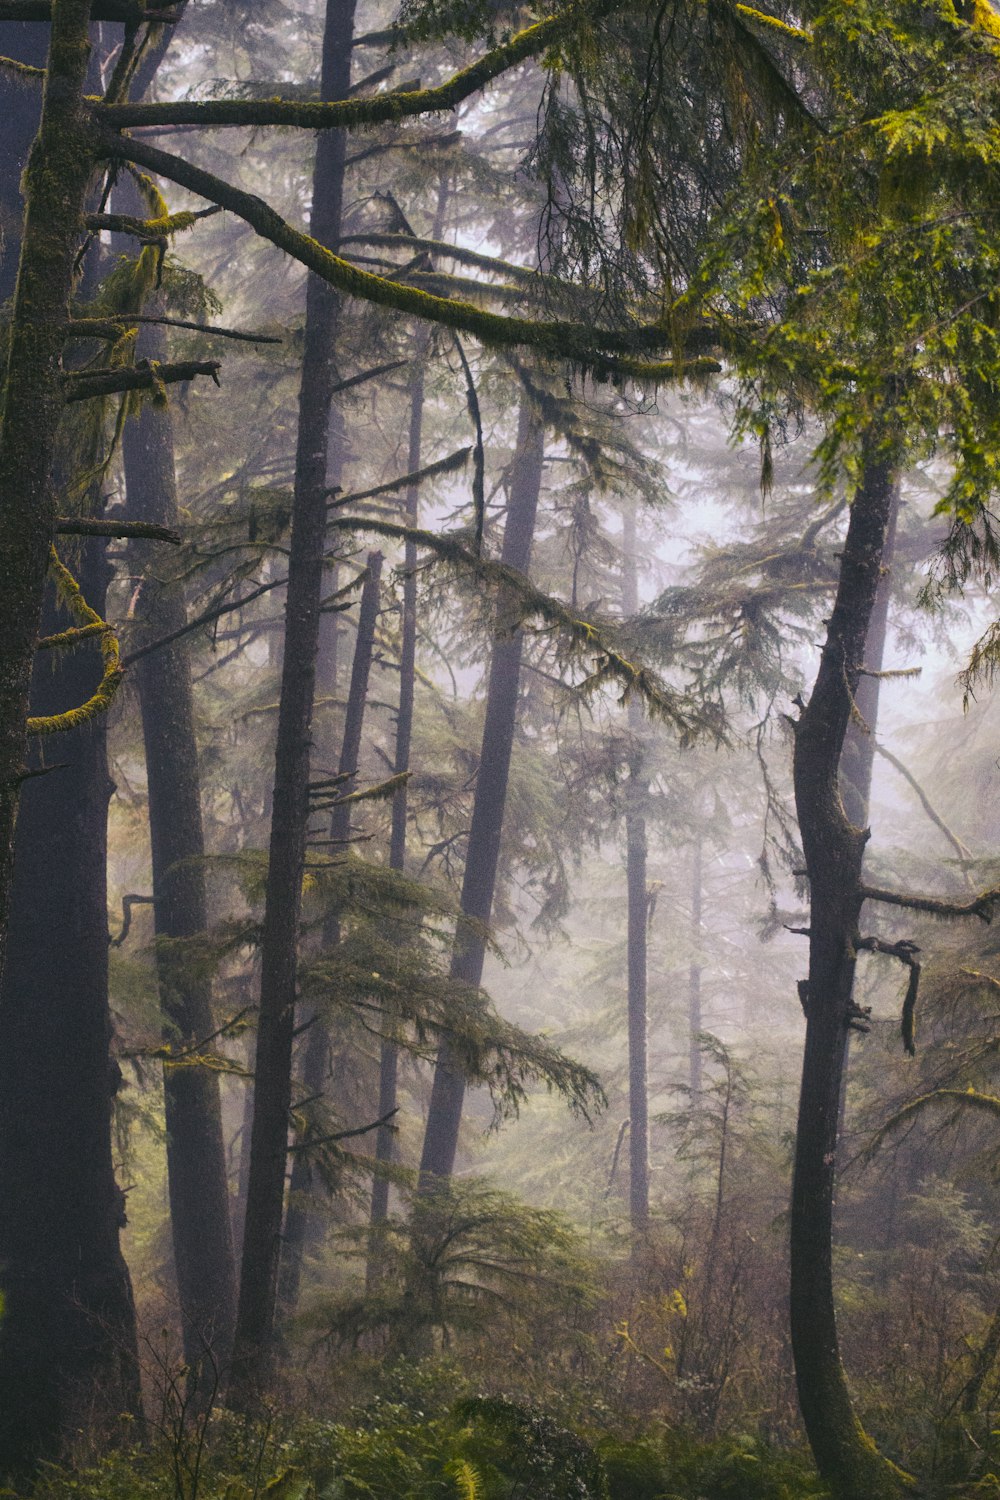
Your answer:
621,508 -> 649,1235
835,488 -> 899,1147
228,0 -> 357,1406
369,358 -> 425,1244
0,23 -> 47,303
0,540 -> 141,1477
688,834 -> 703,1100
122,324 -> 238,1380
0,0 -> 98,998
789,439 -> 908,1500
0,9 -> 143,1476
278,553 -> 383,1315
418,402 -> 545,1183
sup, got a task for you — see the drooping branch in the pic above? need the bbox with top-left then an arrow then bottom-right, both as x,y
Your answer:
326,515 -> 723,738
93,0 -> 624,131
61,358 -> 221,403
874,740 -> 976,868
96,131 -> 722,380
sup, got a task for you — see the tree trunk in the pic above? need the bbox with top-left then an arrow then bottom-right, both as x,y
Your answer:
621,507 -> 649,1236
418,402 -> 545,1183
0,0 -> 98,991
835,488 -> 899,1146
369,356 -> 425,1245
789,438 -> 909,1500
228,0 -> 357,1407
689,834 -> 703,1100
0,5 -> 143,1476
0,539 -> 141,1477
122,323 -> 238,1381
277,553 -> 383,1315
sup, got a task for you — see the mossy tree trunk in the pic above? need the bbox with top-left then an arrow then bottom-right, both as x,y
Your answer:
418,401 -> 545,1184
789,436 -> 910,1500
0,0 -> 98,989
228,0 -> 357,1406
123,322 -> 238,1382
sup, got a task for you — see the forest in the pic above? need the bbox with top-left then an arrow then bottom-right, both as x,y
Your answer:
7,0 -> 1000,1496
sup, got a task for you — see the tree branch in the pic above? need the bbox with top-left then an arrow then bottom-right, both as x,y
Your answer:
61,358 -> 221,402
66,314 -> 280,345
96,130 -> 721,380
327,446 -> 472,508
55,516 -> 180,544
860,882 -> 1000,922
92,0 -> 621,130
874,740 -> 976,869
0,0 -> 178,17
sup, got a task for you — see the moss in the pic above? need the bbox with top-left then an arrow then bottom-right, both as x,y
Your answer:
734,4 -> 811,41
27,549 -> 124,736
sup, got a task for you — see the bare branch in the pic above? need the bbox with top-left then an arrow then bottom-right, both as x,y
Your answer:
66,314 -> 281,346
55,516 -> 180,544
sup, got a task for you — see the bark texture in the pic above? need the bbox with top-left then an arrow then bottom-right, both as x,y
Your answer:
418,402 -> 545,1183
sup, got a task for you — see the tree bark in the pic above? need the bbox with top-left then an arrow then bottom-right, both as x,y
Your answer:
418,401 -> 545,1183
228,0 -> 357,1407
0,0 -> 97,992
277,553 -> 383,1316
0,539 -> 141,1477
789,438 -> 909,1500
122,322 -> 238,1380
621,507 -> 649,1236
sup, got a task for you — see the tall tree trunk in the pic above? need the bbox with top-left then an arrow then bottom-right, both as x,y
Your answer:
689,834 -> 703,1100
369,356 -> 425,1244
0,539 -> 141,1476
835,491 -> 899,1145
123,323 -> 238,1380
228,0 -> 357,1407
621,507 -> 649,1236
0,6 -> 143,1476
0,0 -> 98,992
278,553 -> 383,1316
789,437 -> 908,1500
418,402 -> 545,1183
